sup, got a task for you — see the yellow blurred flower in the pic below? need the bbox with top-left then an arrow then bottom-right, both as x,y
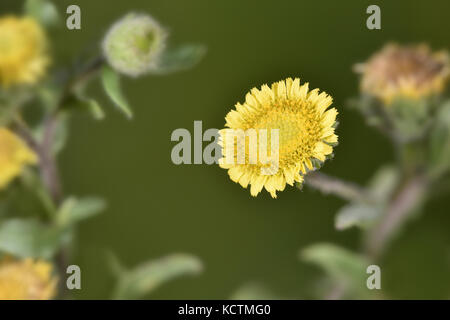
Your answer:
0,128 -> 37,189
0,16 -> 49,87
356,44 -> 449,104
0,258 -> 57,300
219,78 -> 338,198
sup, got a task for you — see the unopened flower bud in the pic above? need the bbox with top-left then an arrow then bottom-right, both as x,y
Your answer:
102,13 -> 167,77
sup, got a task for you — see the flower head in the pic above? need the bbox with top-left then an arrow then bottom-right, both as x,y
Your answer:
102,13 -> 167,77
0,257 -> 57,300
0,128 -> 37,189
219,78 -> 338,198
0,16 -> 49,87
356,44 -> 449,104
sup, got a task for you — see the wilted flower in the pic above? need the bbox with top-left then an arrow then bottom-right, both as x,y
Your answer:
0,16 -> 49,87
0,258 -> 57,300
219,78 -> 338,198
356,44 -> 449,104
102,13 -> 167,77
0,128 -> 37,189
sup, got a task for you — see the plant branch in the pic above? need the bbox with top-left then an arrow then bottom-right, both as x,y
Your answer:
13,57 -> 106,299
304,171 -> 372,203
364,174 -> 428,260
14,114 -> 62,205
40,115 -> 62,203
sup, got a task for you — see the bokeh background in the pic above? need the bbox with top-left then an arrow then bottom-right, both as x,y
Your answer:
2,0 -> 450,299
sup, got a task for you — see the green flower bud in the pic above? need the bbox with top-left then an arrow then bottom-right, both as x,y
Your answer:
102,13 -> 167,77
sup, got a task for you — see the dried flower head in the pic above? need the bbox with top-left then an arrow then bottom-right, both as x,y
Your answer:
0,258 -> 57,300
0,16 -> 49,87
0,128 -> 37,189
219,78 -> 338,198
102,13 -> 167,77
356,44 -> 449,104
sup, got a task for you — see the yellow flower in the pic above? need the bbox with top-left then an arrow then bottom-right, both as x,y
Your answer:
0,128 -> 37,189
219,78 -> 338,198
0,258 -> 57,300
0,16 -> 49,87
356,44 -> 449,104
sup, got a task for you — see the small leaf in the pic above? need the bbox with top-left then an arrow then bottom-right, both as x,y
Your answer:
300,243 -> 368,295
0,219 -> 67,259
73,81 -> 105,120
51,114 -> 69,155
113,253 -> 203,299
106,251 -> 126,277
230,283 -> 279,300
84,98 -> 105,120
56,196 -> 106,226
367,165 -> 399,203
24,0 -> 59,27
335,203 -> 381,230
152,44 -> 207,74
101,65 -> 133,118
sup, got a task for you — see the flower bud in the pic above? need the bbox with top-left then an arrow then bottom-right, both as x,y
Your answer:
355,44 -> 449,104
102,13 -> 167,77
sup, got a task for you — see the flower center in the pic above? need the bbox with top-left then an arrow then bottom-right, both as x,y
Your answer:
246,99 -> 323,168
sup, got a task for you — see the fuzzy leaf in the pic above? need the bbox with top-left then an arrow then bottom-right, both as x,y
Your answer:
84,98 -> 105,120
73,82 -> 105,120
300,243 -> 367,293
230,283 -> 279,300
56,197 -> 106,226
0,219 -> 67,259
113,254 -> 203,299
152,44 -> 206,74
335,203 -> 381,230
101,65 -> 133,118
24,0 -> 59,27
367,165 -> 399,203
51,114 -> 69,155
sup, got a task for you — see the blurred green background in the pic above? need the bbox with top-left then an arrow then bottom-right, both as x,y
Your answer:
2,0 -> 450,299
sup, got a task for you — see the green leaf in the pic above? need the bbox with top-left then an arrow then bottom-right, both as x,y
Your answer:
230,283 -> 279,300
0,219 -> 67,259
335,203 -> 381,230
334,166 -> 398,231
106,251 -> 126,277
429,102 -> 450,177
367,165 -> 399,203
113,253 -> 203,299
83,98 -> 105,120
50,114 -> 69,155
19,168 -> 57,218
152,44 -> 207,74
24,0 -> 59,27
300,243 -> 368,295
72,81 -> 105,120
56,196 -> 106,226
101,65 -> 133,118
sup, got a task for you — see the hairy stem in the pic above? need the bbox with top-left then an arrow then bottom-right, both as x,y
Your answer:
364,174 -> 428,260
14,57 -> 105,298
40,115 -> 62,203
305,171 -> 371,203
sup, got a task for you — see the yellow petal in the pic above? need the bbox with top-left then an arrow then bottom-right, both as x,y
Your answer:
250,175 -> 266,196
322,108 -> 338,128
228,166 -> 244,182
298,82 -> 309,100
324,134 -> 338,144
